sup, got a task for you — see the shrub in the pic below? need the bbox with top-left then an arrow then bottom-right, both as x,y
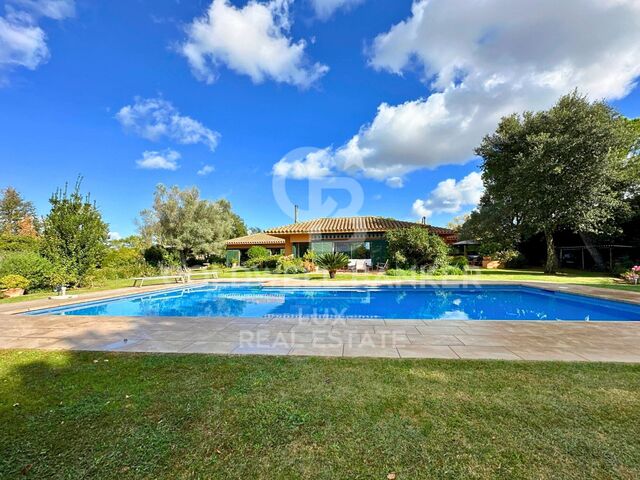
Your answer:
0,251 -> 54,290
245,255 -> 281,270
385,268 -> 415,276
247,246 -> 270,260
302,250 -> 316,271
100,246 -> 147,279
315,252 -> 349,279
494,249 -> 526,268
392,251 -> 407,267
432,265 -> 465,276
274,256 -> 307,274
386,227 -> 449,270
0,234 -> 40,253
0,274 -> 30,290
302,250 -> 316,262
449,256 -> 469,269
613,256 -> 636,275
144,245 -> 180,267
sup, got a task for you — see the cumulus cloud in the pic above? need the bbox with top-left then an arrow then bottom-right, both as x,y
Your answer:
273,147 -> 413,189
136,149 -> 181,171
116,97 -> 220,151
108,231 -> 122,241
197,164 -> 215,176
272,148 -> 334,179
0,1 -> 74,77
412,171 -> 484,220
287,0 -> 640,183
180,0 -> 328,87
309,0 -> 364,20
10,0 -> 75,20
0,14 -> 47,70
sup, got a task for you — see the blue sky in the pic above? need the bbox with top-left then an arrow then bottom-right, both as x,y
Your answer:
1,0 -> 640,238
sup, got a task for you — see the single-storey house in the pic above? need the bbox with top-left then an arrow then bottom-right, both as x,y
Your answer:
225,216 -> 457,265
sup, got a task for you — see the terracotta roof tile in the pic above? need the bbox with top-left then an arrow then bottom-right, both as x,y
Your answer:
265,216 -> 455,235
225,232 -> 285,247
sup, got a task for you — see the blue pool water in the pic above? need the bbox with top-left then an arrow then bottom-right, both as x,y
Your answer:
28,283 -> 640,321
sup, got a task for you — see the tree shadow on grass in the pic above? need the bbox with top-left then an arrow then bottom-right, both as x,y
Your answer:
0,348 -> 219,478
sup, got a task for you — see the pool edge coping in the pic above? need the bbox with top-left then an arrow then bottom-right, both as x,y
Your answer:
2,277 -> 639,318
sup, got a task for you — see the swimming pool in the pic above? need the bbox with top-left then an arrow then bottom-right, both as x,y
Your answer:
27,283 -> 640,321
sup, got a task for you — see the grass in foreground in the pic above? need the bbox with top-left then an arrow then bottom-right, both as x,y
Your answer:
1,350 -> 639,479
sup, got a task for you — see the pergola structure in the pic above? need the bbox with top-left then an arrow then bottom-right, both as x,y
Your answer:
452,239 -> 480,257
558,244 -> 633,270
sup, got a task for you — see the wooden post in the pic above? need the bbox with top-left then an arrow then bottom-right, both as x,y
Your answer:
609,247 -> 613,272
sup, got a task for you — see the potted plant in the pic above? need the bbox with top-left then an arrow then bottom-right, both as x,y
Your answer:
479,242 -> 503,268
302,250 -> 317,272
316,252 -> 350,279
0,274 -> 30,298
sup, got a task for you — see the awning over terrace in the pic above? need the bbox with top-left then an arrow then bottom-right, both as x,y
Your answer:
225,233 -> 285,249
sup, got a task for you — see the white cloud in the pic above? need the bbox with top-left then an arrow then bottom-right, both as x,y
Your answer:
10,0 -> 75,20
272,148 -> 334,179
412,171 -> 484,220
0,1 -> 74,78
108,231 -> 122,241
310,0 -> 364,20
116,97 -> 220,151
180,0 -> 328,87
0,14 -> 47,70
385,176 -> 403,188
136,149 -> 181,171
197,164 -> 215,176
294,0 -> 640,182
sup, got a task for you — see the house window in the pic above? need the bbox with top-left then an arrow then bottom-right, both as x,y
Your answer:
310,240 -> 376,259
310,241 -> 333,255
333,242 -> 371,259
292,243 -> 310,258
335,242 -> 351,256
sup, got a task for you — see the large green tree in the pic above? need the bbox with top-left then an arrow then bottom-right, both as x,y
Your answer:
139,184 -> 247,267
0,187 -> 38,235
386,227 -> 449,270
41,180 -> 109,286
469,92 -> 638,273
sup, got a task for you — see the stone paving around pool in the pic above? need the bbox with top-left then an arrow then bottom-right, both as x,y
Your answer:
1,279 -> 639,362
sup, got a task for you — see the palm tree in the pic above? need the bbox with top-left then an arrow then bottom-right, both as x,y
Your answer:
315,252 -> 349,279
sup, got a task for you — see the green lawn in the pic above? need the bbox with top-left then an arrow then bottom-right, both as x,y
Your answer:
0,277 -> 184,305
2,267 -> 638,305
218,267 -> 640,291
1,351 -> 638,479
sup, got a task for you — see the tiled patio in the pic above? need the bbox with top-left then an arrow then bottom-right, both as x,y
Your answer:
1,279 -> 639,362
1,313 -> 640,362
